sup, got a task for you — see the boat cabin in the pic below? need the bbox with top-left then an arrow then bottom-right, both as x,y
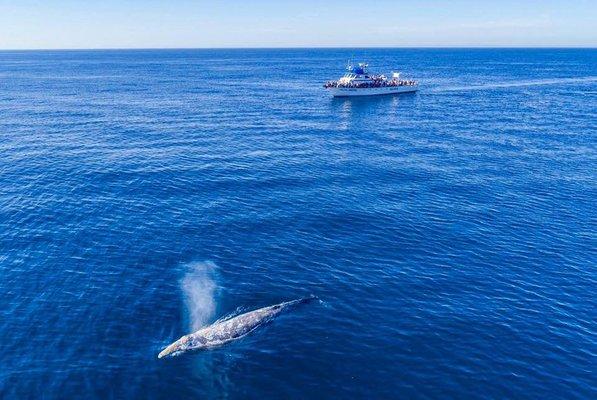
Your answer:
338,63 -> 379,85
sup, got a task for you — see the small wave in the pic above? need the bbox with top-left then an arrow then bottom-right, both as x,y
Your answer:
433,76 -> 597,92
181,261 -> 219,331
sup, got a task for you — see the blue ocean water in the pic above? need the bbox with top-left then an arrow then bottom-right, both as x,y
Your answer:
0,48 -> 595,399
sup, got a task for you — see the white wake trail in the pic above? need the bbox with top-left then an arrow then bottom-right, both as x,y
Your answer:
432,76 -> 597,93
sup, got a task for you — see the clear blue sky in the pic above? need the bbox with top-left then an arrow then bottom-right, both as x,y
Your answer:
1,0 -> 595,49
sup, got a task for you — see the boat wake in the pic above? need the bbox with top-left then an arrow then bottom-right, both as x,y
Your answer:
181,261 -> 219,331
433,76 -> 597,92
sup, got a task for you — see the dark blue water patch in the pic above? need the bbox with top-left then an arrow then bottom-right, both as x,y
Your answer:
0,48 -> 596,399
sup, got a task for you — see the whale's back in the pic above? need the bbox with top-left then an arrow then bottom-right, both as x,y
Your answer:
159,296 -> 317,357
202,302 -> 287,343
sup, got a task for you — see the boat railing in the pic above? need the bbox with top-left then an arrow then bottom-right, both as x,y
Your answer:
323,79 -> 418,89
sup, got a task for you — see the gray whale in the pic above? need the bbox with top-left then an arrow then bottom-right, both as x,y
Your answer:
158,295 -> 316,358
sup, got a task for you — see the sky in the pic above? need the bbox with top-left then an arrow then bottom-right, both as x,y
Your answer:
0,0 -> 596,49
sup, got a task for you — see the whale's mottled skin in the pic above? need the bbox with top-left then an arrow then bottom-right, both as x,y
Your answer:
158,296 -> 316,358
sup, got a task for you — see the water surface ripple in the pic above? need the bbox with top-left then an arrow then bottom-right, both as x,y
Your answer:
0,49 -> 596,399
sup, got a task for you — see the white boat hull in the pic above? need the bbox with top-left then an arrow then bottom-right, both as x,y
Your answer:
328,85 -> 418,97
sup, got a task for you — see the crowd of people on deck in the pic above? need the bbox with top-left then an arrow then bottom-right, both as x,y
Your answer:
324,78 -> 417,89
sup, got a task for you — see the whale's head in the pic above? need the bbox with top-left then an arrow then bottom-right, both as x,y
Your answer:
158,334 -> 210,358
158,335 -> 192,359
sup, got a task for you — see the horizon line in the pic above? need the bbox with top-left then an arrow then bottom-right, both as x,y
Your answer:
1,45 -> 596,52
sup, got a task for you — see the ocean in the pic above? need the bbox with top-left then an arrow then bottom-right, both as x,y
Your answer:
0,48 -> 595,399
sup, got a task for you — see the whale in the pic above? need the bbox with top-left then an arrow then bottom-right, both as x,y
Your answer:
158,295 -> 317,358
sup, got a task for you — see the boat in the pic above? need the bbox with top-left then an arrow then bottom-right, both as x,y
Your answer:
324,62 -> 418,97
